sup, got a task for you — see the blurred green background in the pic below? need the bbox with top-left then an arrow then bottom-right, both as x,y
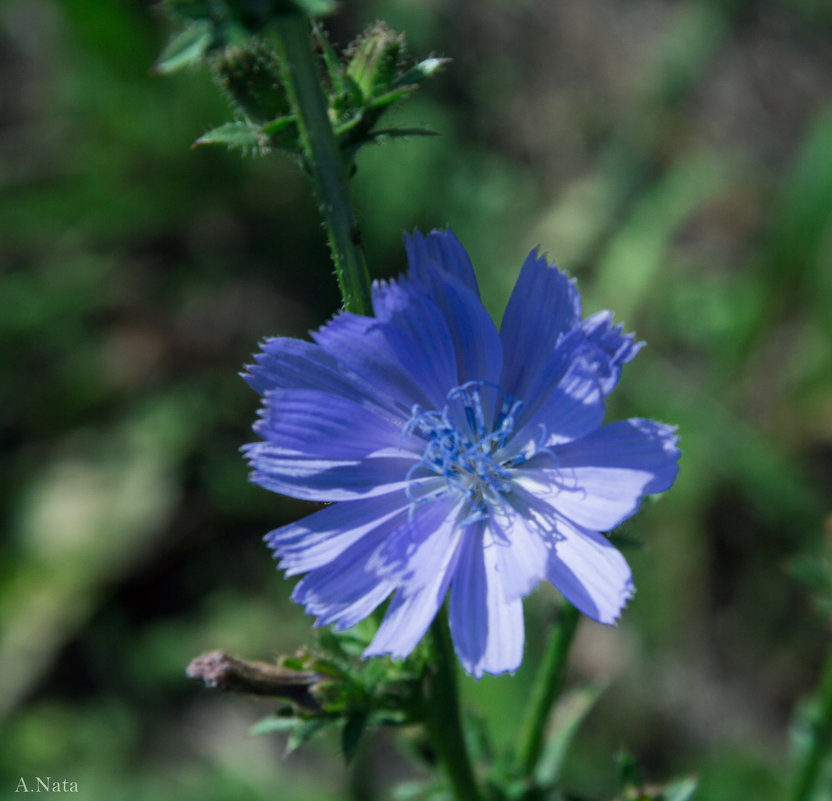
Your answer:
1,0 -> 831,799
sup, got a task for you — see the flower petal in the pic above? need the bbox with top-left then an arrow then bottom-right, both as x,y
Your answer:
554,418 -> 680,495
503,348 -> 604,458
499,250 -> 581,401
371,279 -> 460,409
265,491 -> 412,576
292,526 -> 397,630
405,228 -> 480,297
370,496 -> 464,595
449,524 -> 525,678
576,311 -> 643,395
546,521 -> 633,624
486,508 -> 550,602
253,389 -> 419,459
363,570 -> 453,660
245,441 -> 419,502
517,419 -> 680,531
244,337 -> 406,418
312,312 -> 432,413
416,267 -> 503,386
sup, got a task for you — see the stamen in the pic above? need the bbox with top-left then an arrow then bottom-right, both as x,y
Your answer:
403,381 -> 525,523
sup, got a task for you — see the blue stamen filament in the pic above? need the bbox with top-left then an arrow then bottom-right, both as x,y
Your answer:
404,382 -> 528,523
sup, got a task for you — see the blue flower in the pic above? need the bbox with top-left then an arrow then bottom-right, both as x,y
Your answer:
244,230 -> 679,678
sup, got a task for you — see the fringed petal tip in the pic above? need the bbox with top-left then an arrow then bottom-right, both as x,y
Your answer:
598,579 -> 635,626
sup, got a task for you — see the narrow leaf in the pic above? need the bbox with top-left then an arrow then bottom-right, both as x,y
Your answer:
313,22 -> 346,94
342,712 -> 367,763
285,0 -> 337,16
535,684 -> 606,787
391,57 -> 450,89
193,121 -> 268,152
663,776 -> 698,801
153,20 -> 213,74
367,128 -> 439,142
251,716 -> 301,736
287,717 -> 332,753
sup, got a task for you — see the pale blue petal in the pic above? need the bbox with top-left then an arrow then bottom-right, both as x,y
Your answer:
405,228 -> 480,297
515,419 -> 680,531
245,442 -> 419,502
265,490 -> 411,576
554,418 -> 680,495
486,508 -> 550,603
292,525 -> 397,630
449,525 -> 525,678
546,521 -> 633,624
502,349 -> 604,459
370,496 -> 464,595
363,569 -> 453,659
499,250 -> 581,401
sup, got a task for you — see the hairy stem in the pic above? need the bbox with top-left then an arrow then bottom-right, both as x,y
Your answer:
425,614 -> 483,801
516,601 -> 581,776
788,644 -> 832,801
272,14 -> 373,316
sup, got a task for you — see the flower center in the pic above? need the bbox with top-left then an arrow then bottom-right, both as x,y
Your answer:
404,381 -> 525,522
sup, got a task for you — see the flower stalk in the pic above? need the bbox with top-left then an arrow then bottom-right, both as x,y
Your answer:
272,13 -> 373,316
788,642 -> 832,801
515,600 -> 581,776
425,614 -> 483,801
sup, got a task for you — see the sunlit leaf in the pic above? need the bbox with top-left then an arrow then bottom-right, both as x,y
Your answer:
250,715 -> 300,736
193,121 -> 269,152
153,20 -> 213,74
663,776 -> 698,801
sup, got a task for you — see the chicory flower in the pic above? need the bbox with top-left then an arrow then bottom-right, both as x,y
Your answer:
244,230 -> 679,677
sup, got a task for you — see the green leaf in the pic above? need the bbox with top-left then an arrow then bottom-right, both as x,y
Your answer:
286,0 -> 337,15
341,711 -> 367,763
250,715 -> 301,736
535,684 -> 606,787
663,776 -> 698,801
390,57 -> 450,90
287,717 -> 332,753
153,20 -> 213,74
260,115 -> 301,151
366,128 -> 439,142
193,120 -> 269,153
313,22 -> 346,94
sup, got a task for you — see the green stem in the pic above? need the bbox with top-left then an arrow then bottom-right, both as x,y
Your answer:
515,601 -> 581,776
425,614 -> 483,801
272,14 -> 373,316
788,644 -> 832,801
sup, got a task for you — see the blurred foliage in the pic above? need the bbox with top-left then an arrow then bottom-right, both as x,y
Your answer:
1,0 -> 831,800
156,2 -> 446,169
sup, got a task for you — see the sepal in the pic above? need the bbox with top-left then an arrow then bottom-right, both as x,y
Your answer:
212,40 -> 292,122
